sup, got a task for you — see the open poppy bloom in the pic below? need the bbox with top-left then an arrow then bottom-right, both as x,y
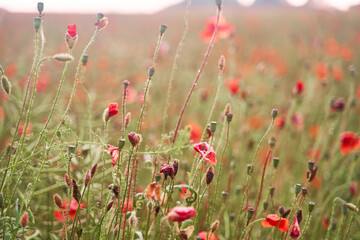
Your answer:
261,214 -> 289,232
186,122 -> 202,143
315,62 -> 328,82
200,16 -> 234,43
197,231 -> 219,240
105,145 -> 120,167
225,78 -> 240,95
193,142 -> 217,165
167,206 -> 196,222
294,80 -> 304,95
108,103 -> 119,117
290,216 -> 301,239
54,199 -> 85,222
340,131 -> 360,155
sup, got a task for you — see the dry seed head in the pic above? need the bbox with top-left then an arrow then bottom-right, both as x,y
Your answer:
54,194 -> 63,209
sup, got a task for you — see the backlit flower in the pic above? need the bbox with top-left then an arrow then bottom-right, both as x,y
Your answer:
200,16 -> 234,43
340,131 -> 360,155
225,78 -> 240,95
294,80 -> 304,95
315,62 -> 328,82
105,145 -> 120,167
167,206 -> 196,222
65,24 -> 78,49
290,216 -> 301,239
197,231 -> 219,240
194,142 -> 217,165
186,122 -> 202,143
261,214 -> 290,232
108,103 -> 118,117
54,199 -> 85,222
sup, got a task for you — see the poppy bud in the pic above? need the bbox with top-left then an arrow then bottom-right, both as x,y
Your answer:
108,184 -> 119,198
308,202 -> 315,213
295,184 -> 302,195
210,121 -> 217,133
97,13 -> 104,20
206,167 -> 214,184
72,179 -> 81,202
68,145 -> 76,157
279,206 -> 285,216
226,113 -> 233,123
120,82 -> 129,93
173,160 -> 179,177
77,229 -> 83,238
54,194 -> 63,209
247,207 -> 255,220
82,54 -> 89,66
160,24 -> 167,35
148,67 -> 155,77
273,157 -> 280,168
282,209 -> 291,218
219,55 -> 225,70
297,210 -> 303,223
247,164 -> 253,175
118,139 -> 126,150
37,2 -> 44,15
308,160 -> 315,171
20,212 -> 28,228
53,53 -> 74,62
91,163 -> 98,178
211,220 -> 220,233
345,203 -> 359,212
128,132 -> 141,147
271,109 -> 278,118
65,24 -> 78,50
1,75 -> 11,95
33,17 -> 42,31
125,112 -> 131,128
268,137 -> 276,148
269,187 -> 275,197
107,200 -> 114,212
84,170 -> 91,186
64,173 -> 71,187
224,103 -> 231,116
263,200 -> 269,211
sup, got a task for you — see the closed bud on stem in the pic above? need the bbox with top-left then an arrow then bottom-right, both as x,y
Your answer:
226,113 -> 233,123
123,80 -> 130,89
103,108 -> 110,123
96,16 -> 108,30
308,202 -> 315,213
148,67 -> 155,77
210,220 -> 220,233
173,161 -> 179,177
82,54 -> 89,66
107,200 -> 115,212
91,163 -> 98,178
118,139 -> 126,150
114,224 -> 119,236
247,164 -> 253,175
37,2 -> 44,15
308,160 -> 315,171
271,109 -> 279,118
20,212 -> 28,228
270,187 -> 275,197
279,206 -> 285,216
84,170 -> 91,186
1,76 -> 11,95
206,167 -> 214,184
64,173 -> 71,187
72,179 -> 81,202
263,200 -> 269,211
53,53 -> 74,62
210,121 -> 217,133
273,157 -> 280,168
128,132 -> 141,147
219,55 -> 225,70
54,194 -> 63,209
160,24 -> 167,35
33,17 -> 42,31
297,210 -> 303,223
345,203 -> 359,212
125,112 -> 131,128
282,209 -> 291,218
247,207 -> 255,220
224,103 -> 231,116
295,184 -> 302,195
268,137 -> 276,148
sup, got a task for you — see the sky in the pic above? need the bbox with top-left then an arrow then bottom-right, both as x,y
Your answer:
0,0 -> 360,14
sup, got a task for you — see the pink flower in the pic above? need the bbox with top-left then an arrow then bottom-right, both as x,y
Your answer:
290,216 -> 301,239
108,103 -> 118,117
67,24 -> 77,38
54,199 -> 85,222
167,206 -> 196,222
105,145 -> 120,167
193,142 -> 217,165
200,16 -> 234,43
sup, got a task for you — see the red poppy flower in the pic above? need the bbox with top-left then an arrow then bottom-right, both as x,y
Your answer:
18,123 -> 31,136
275,116 -> 285,129
0,107 -> 3,121
160,164 -> 175,180
108,103 -> 118,117
67,24 -> 77,38
294,80 -> 304,95
54,199 -> 85,222
261,214 -> 289,232
225,78 -> 240,95
193,142 -> 217,165
326,38 -> 339,56
197,231 -> 219,240
291,113 -> 303,131
105,145 -> 120,167
120,200 -> 133,216
332,67 -> 343,82
200,16 -> 234,43
167,206 -> 196,222
315,62 -> 328,82
179,181 -> 188,198
186,122 -> 202,143
290,216 -> 301,239
339,46 -> 353,61
340,131 -> 360,155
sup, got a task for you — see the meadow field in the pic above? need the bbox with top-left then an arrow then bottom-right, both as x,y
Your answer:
1,1 -> 360,239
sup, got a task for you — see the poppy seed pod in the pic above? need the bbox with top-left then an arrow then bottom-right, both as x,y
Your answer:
82,54 -> 89,66
123,79 -> 130,88
34,17 -> 42,31
160,24 -> 167,35
118,139 -> 126,150
295,184 -> 302,195
247,207 -> 255,220
308,202 -> 315,213
148,67 -> 155,77
273,157 -> 280,168
279,206 -> 285,216
263,200 -> 269,211
37,2 -> 44,15
271,109 -> 279,118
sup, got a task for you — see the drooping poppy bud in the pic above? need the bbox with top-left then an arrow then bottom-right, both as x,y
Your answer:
54,194 -> 63,209
160,164 -> 175,180
206,166 -> 214,184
